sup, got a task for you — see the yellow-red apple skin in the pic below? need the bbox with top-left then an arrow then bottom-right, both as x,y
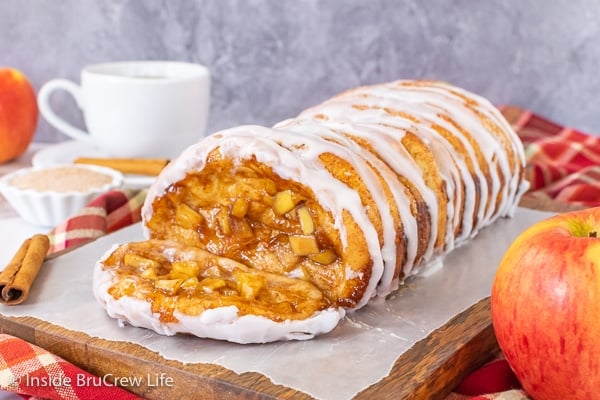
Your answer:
491,208 -> 600,400
0,68 -> 38,163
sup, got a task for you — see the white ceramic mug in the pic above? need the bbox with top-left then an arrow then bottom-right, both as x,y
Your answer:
38,61 -> 211,158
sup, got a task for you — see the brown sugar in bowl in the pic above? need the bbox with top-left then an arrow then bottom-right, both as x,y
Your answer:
0,164 -> 123,226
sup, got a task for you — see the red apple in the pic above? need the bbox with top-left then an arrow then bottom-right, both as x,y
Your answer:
491,207 -> 600,400
0,68 -> 38,163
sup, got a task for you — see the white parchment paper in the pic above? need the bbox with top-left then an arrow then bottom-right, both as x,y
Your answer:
0,208 -> 553,400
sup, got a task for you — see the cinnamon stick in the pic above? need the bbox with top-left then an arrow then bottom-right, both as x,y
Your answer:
0,234 -> 50,305
74,157 -> 169,176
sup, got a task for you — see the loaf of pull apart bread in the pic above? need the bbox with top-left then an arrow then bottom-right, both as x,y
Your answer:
93,80 -> 529,343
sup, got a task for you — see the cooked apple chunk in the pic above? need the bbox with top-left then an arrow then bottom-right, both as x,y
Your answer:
175,203 -> 203,229
273,190 -> 300,215
170,260 -> 201,280
180,277 -> 200,289
124,253 -> 160,269
308,249 -> 338,265
155,279 -> 183,294
235,271 -> 266,300
199,277 -> 228,292
140,268 -> 157,279
289,235 -> 320,255
297,206 -> 315,234
216,206 -> 232,235
231,197 -> 249,218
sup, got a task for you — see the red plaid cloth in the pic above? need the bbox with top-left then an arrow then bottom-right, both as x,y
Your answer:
0,334 -> 140,400
2,105 -> 600,400
47,189 -> 147,254
502,105 -> 600,207
446,353 -> 527,400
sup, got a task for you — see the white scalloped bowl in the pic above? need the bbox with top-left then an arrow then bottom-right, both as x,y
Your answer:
0,164 -> 124,227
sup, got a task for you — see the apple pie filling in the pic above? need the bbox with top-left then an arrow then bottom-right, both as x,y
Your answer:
102,240 -> 333,323
142,155 -> 361,309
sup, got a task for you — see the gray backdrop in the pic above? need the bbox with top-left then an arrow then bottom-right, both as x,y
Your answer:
3,0 -> 600,142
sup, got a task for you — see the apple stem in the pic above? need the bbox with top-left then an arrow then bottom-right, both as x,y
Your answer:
590,232 -> 597,238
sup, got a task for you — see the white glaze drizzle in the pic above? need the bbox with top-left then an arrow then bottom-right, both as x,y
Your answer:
301,81 -> 526,231
302,89 -> 494,235
344,95 -> 482,239
298,98 -> 473,247
375,82 -> 513,223
294,80 -> 527,285
134,80 -> 529,342
275,119 -> 418,295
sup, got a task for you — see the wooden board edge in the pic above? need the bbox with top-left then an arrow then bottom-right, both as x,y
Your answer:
356,297 -> 497,400
0,297 -> 495,400
0,315 -> 311,400
357,198 -> 578,399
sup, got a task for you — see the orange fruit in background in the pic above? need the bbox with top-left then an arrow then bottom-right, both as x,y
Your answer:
0,68 -> 39,163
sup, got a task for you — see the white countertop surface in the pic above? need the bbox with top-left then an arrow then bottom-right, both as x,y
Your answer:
0,143 -> 50,400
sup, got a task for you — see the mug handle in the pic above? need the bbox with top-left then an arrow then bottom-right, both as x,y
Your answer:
37,79 -> 93,144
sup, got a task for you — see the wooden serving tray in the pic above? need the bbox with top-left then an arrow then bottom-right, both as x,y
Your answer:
0,197 -> 579,400
0,299 -> 494,400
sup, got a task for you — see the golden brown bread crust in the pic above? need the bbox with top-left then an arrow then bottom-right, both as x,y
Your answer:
94,80 -> 529,343
338,129 -> 431,271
